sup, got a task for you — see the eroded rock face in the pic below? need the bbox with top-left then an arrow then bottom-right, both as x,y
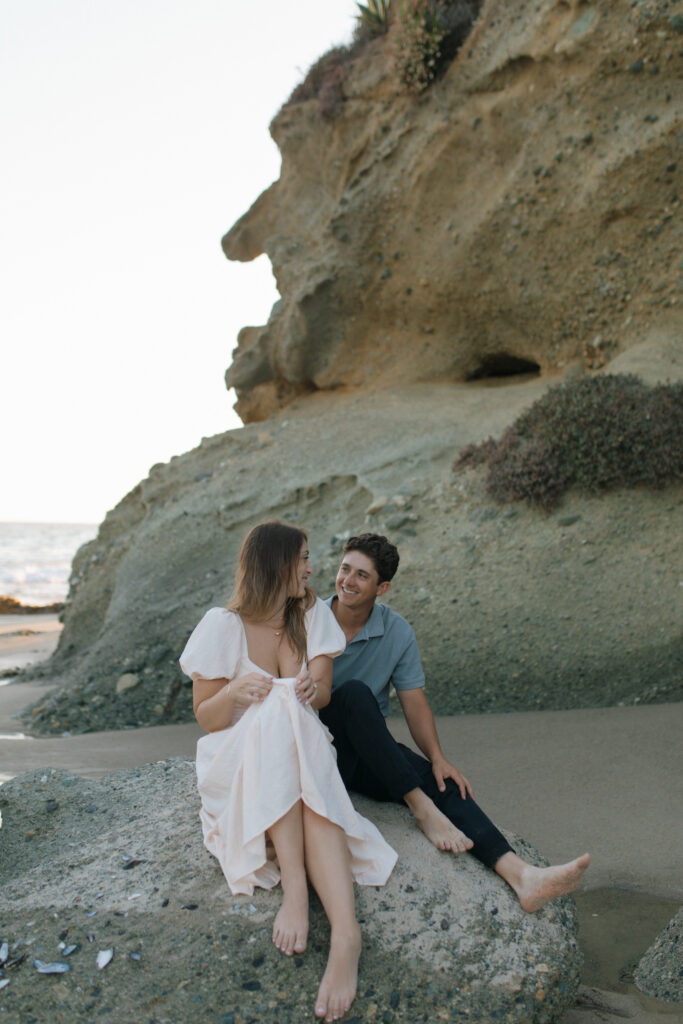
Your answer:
222,0 -> 681,422
0,764 -> 582,1023
23,371 -> 683,736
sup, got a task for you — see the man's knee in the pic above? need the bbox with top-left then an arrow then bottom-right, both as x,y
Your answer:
334,679 -> 380,712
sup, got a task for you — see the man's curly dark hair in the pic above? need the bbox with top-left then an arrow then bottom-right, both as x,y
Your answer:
343,533 -> 399,583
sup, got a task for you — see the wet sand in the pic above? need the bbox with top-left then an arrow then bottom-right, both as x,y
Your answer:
0,612 -> 63,673
1,616 -> 681,1021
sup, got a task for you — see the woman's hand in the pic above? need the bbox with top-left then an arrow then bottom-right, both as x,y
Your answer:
295,669 -> 318,706
229,671 -> 273,705
194,671 -> 272,732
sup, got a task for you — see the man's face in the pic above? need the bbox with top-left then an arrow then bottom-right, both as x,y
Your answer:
335,549 -> 388,611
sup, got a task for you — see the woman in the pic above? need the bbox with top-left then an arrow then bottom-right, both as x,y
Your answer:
180,521 -> 396,1023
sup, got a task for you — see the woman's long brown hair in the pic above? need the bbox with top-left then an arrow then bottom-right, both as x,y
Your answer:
227,521 -> 314,664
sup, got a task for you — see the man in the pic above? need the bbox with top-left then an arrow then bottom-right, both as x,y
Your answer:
320,533 -> 590,912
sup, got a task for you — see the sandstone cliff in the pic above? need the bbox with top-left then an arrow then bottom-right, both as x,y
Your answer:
223,0 -> 681,422
18,0 -> 682,735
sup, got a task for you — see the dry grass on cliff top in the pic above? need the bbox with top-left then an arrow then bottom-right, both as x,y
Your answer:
283,0 -> 483,119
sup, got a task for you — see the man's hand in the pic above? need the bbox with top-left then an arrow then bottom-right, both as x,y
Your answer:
431,756 -> 474,800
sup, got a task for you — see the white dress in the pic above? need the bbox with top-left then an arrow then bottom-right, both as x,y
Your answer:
180,597 -> 397,895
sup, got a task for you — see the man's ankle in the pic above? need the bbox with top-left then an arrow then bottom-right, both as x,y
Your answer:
403,787 -> 430,815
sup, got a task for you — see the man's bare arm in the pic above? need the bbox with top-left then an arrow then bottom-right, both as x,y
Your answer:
397,688 -> 474,799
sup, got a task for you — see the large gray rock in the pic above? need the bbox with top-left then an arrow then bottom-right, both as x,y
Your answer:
0,764 -> 581,1023
634,907 -> 683,1002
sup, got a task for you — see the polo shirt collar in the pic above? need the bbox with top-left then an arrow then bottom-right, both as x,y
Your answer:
359,602 -> 385,641
325,596 -> 386,643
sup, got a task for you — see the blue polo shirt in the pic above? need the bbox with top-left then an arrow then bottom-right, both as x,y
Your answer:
324,597 -> 425,716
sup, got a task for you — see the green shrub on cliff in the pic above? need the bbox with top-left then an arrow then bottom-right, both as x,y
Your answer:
394,1 -> 443,91
394,0 -> 482,92
454,374 -> 683,511
282,0 -> 481,120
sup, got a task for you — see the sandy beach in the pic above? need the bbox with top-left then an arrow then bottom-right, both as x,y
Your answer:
0,612 -> 63,674
1,615 -> 681,1022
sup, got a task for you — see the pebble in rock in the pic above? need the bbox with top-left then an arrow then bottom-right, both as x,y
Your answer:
115,673 -> 141,694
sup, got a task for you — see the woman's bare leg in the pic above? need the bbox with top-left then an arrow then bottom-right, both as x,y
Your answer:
494,850 -> 591,912
301,805 -> 361,1023
268,801 -> 309,955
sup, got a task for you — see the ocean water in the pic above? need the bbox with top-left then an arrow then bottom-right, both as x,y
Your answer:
0,522 -> 98,607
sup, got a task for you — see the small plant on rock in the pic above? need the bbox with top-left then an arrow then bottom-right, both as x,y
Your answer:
394,0 -> 482,92
394,0 -> 444,91
356,0 -> 392,36
453,374 -> 683,511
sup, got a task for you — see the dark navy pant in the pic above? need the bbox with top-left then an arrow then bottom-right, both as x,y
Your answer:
319,679 -> 512,868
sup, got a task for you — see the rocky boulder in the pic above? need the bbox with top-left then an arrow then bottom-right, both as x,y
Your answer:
634,907 -> 683,1003
0,764 -> 581,1023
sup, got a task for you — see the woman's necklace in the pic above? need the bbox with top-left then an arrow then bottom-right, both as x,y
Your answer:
264,607 -> 286,638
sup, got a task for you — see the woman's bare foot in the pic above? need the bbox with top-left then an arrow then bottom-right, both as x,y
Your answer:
272,876 -> 309,955
314,924 -> 361,1022
515,853 -> 591,913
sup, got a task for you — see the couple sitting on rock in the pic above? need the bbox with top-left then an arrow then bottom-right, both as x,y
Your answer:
180,522 -> 590,1023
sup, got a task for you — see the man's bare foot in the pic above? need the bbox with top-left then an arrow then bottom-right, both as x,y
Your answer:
272,877 -> 309,955
404,788 -> 473,854
516,853 -> 591,913
314,924 -> 361,1022
414,802 -> 473,854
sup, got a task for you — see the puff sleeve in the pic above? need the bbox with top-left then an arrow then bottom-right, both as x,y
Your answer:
305,597 -> 346,662
179,607 -> 242,681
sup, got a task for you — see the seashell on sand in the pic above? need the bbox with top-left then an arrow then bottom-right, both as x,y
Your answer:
34,960 -> 70,974
96,948 -> 114,970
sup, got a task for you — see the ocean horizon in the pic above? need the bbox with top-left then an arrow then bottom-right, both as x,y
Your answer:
0,521 -> 98,606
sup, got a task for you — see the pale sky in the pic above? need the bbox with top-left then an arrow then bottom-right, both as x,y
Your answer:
2,0 -> 360,523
